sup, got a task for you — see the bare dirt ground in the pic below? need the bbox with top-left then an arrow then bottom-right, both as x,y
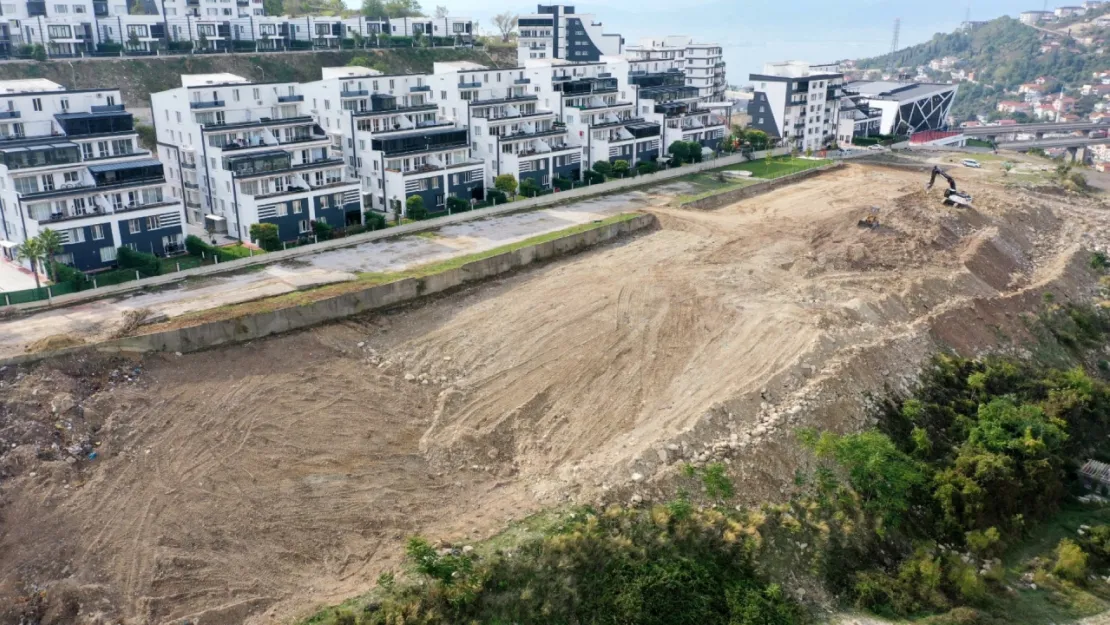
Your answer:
2,162 -> 1109,625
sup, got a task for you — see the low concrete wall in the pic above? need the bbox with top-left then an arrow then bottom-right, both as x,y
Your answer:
1,213 -> 657,367
5,149 -> 792,314
680,163 -> 844,211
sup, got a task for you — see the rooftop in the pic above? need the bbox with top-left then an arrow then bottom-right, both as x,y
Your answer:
181,73 -> 250,88
0,79 -> 65,94
321,66 -> 382,80
847,80 -> 956,101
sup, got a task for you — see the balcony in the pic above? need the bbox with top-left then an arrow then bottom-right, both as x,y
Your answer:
458,81 -> 481,89
387,156 -> 483,175
514,78 -> 531,85
35,206 -> 109,224
0,111 -> 19,120
27,1 -> 46,16
114,200 -> 180,214
190,100 -> 225,110
501,124 -> 567,141
341,89 -> 369,98
93,0 -> 108,15
278,94 -> 304,103
410,85 -> 431,92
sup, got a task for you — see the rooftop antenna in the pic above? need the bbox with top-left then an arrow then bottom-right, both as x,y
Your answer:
965,1 -> 971,25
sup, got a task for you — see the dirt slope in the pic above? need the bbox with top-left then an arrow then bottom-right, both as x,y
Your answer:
1,164 -> 1107,625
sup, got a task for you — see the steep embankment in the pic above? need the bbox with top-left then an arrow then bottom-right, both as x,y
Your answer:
0,45 -> 517,105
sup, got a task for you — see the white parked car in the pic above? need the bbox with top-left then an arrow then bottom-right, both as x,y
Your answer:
961,159 -> 981,168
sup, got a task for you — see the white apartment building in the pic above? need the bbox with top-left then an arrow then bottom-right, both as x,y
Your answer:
517,3 -> 622,63
625,36 -> 727,101
747,61 -> 845,152
0,78 -> 186,273
152,73 -> 362,243
303,65 -> 484,218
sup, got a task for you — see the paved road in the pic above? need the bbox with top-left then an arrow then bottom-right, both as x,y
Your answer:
0,185 -> 675,357
0,259 -> 38,293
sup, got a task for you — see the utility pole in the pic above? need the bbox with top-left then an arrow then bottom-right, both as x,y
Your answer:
886,18 -> 900,77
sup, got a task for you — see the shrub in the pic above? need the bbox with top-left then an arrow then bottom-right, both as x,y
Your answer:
519,178 -> 541,198
50,261 -> 89,287
249,223 -> 280,251
446,196 -> 470,213
493,174 -> 518,197
583,170 -> 605,185
591,160 -> 613,178
312,220 -> 334,240
184,234 -> 208,256
116,246 -> 160,276
485,189 -> 508,204
611,159 -> 630,177
406,195 -> 428,220
31,44 -> 47,61
552,175 -> 572,191
636,160 -> 659,175
1091,251 -> 1108,271
364,211 -> 388,230
1052,538 -> 1088,582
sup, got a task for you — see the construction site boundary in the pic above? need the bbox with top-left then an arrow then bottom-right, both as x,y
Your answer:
0,213 -> 657,367
1,148 -> 791,314
679,162 -> 844,210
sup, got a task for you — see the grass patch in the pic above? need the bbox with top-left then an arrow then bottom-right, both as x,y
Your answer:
967,138 -> 995,149
672,157 -> 832,205
142,213 -> 642,331
726,156 -> 832,179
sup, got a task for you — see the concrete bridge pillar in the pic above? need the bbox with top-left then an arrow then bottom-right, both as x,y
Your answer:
1035,131 -> 1044,140
1068,146 -> 1079,163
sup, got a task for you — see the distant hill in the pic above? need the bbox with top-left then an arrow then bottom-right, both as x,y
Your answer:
854,16 -> 1109,121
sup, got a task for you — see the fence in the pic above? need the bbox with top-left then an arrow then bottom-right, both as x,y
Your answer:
0,148 -> 792,313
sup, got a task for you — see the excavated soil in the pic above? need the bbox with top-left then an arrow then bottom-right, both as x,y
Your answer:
1,164 -> 1108,625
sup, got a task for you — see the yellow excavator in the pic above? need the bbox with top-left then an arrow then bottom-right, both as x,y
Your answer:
857,206 -> 881,229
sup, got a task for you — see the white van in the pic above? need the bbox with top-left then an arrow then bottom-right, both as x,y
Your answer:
961,159 -> 981,168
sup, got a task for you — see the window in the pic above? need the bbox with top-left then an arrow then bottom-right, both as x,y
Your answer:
63,171 -> 79,184
91,224 -> 104,240
298,219 -> 310,233
292,199 -> 303,213
68,227 -> 85,243
32,98 -> 42,112
41,175 -> 54,191
99,246 -> 116,263
146,216 -> 158,230
14,177 -> 37,194
253,87 -> 260,99
129,219 -> 141,234
53,4 -> 66,12
233,89 -> 240,102
276,203 -> 289,217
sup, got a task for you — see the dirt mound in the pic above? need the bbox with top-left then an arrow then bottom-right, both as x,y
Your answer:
1,164 -> 1108,625
24,334 -> 84,353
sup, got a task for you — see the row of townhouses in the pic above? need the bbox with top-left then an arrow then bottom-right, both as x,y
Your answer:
0,78 -> 187,271
0,5 -> 475,57
0,4 -> 728,274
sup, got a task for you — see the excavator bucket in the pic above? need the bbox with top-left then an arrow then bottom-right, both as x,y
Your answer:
857,207 -> 880,228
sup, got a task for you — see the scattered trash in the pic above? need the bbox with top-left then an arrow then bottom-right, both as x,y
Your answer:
87,451 -> 97,461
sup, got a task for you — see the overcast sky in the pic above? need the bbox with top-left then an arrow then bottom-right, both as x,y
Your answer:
374,1 -> 1040,84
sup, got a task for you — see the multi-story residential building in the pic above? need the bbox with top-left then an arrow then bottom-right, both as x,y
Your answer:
747,61 -> 844,152
386,15 -> 473,41
1019,10 -> 1055,24
152,73 -> 362,243
628,67 -> 726,157
624,36 -> 727,101
303,65 -> 484,219
517,4 -> 623,63
0,78 -> 186,272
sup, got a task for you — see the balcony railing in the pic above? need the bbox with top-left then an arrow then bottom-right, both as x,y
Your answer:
36,207 -> 109,223
0,111 -> 20,120
341,89 -> 369,98
190,100 -> 225,109
410,85 -> 431,92
458,81 -> 481,89
277,94 -> 304,103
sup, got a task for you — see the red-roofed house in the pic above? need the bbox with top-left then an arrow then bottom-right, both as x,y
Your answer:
997,100 -> 1032,114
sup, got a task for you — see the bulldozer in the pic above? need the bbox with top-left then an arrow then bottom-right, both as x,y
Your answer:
858,206 -> 880,229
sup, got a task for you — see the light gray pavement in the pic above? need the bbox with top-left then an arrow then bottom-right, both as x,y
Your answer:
0,259 -> 39,292
0,185 -> 672,357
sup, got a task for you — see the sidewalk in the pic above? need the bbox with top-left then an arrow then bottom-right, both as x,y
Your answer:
0,259 -> 38,292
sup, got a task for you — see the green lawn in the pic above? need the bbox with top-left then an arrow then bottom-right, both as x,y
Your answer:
726,156 -> 833,179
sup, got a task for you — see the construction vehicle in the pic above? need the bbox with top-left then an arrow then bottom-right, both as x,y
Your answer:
926,166 -> 973,207
858,206 -> 880,229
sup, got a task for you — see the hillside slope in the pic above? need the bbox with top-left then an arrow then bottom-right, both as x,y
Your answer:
855,16 -> 1108,120
0,46 -> 517,106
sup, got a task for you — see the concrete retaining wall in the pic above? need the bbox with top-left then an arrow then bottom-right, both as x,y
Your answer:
1,213 -> 657,367
4,148 -> 793,314
680,163 -> 844,211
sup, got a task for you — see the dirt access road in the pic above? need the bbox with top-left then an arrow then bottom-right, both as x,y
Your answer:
1,162 -> 1108,625
0,189 -> 665,359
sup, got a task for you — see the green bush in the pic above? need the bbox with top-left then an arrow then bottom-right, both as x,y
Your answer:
50,261 -> 89,288
249,222 -> 281,251
636,160 -> 660,175
591,160 -> 613,178
552,175 -> 573,191
485,189 -> 508,204
519,178 -> 541,198
365,211 -> 388,230
1053,538 -> 1088,583
313,220 -> 334,240
446,196 -> 470,212
583,170 -> 605,185
493,173 -> 518,197
116,246 -> 160,276
406,195 -> 428,220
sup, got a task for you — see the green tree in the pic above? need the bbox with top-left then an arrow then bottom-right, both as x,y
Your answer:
312,220 -> 333,240
519,178 -> 541,197
611,159 -> 630,178
1053,538 -> 1088,583
433,4 -> 447,17
263,0 -> 282,14
494,173 -> 517,197
37,228 -> 62,283
383,0 -> 422,17
249,222 -> 280,251
361,0 -> 385,15
746,129 -> 770,151
405,194 -> 427,220
591,160 -> 613,178
16,236 -> 47,290
667,141 -> 691,165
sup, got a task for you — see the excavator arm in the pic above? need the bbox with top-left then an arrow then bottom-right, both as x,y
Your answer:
926,166 -> 957,192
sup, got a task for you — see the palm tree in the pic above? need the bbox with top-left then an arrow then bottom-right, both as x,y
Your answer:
37,228 -> 62,283
16,236 -> 46,290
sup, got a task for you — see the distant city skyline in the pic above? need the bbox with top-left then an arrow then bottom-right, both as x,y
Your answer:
354,1 -> 1056,86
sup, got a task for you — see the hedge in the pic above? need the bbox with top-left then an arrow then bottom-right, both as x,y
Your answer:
117,246 -> 160,277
